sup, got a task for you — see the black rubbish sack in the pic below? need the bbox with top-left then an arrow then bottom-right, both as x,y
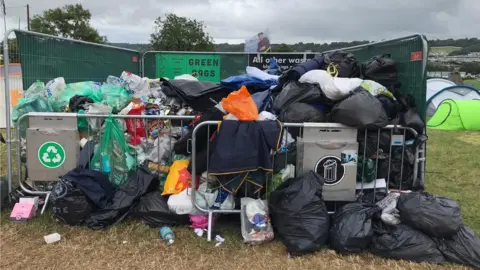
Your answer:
330,203 -> 382,254
279,103 -> 327,123
397,192 -> 462,238
68,95 -> 94,112
322,50 -> 361,78
330,88 -> 389,129
130,192 -> 190,227
370,221 -> 445,264
279,102 -> 327,139
272,81 -> 330,113
269,171 -> 330,256
86,168 -> 159,230
362,54 -> 400,90
435,225 -> 480,269
51,177 -> 93,226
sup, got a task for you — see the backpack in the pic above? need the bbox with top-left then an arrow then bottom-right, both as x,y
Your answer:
323,51 -> 360,78
362,54 -> 400,90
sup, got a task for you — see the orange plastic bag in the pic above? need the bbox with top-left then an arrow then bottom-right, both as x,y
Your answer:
162,160 -> 190,196
221,86 -> 258,121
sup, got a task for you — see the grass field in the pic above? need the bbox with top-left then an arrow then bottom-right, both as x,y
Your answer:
464,79 -> 480,89
1,129 -> 480,270
430,46 -> 462,54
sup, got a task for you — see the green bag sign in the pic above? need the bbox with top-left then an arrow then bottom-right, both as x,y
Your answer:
156,53 -> 221,82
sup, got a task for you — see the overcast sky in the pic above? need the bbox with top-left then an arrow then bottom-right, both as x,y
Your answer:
1,0 -> 479,44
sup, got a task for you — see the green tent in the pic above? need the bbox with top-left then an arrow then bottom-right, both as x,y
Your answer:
427,99 -> 480,130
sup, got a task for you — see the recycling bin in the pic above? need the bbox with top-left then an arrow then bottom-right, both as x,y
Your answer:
26,114 -> 79,182
296,123 -> 358,201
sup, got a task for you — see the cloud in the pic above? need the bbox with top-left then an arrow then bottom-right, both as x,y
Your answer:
1,0 -> 478,43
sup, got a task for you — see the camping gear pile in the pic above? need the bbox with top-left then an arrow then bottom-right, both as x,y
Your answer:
9,51 -> 480,268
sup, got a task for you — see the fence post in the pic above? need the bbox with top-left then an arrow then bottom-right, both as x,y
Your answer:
3,29 -> 14,193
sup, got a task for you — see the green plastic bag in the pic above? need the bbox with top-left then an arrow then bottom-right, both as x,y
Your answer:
100,84 -> 131,113
91,115 -> 135,187
49,81 -> 102,112
357,156 -> 376,183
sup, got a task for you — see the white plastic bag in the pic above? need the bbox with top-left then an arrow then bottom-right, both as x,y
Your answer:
299,70 -> 362,101
146,134 -> 175,163
120,71 -> 149,98
241,198 -> 274,244
45,77 -> 66,98
23,81 -> 45,99
174,74 -> 199,81
258,111 -> 277,121
86,103 -> 113,131
168,188 -> 206,215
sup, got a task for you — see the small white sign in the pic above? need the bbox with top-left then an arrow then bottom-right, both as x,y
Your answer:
391,135 -> 405,146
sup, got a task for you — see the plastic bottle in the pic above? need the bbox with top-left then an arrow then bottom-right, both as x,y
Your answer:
101,152 -> 112,173
160,226 -> 175,245
148,162 -> 170,173
181,126 -> 189,137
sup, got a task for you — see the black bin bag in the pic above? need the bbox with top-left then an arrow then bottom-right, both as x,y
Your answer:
269,171 -> 330,256
330,88 -> 389,129
51,177 -> 93,226
435,225 -> 480,269
272,81 -> 329,113
130,192 -> 189,227
323,50 -> 360,78
397,192 -> 462,238
370,221 -> 445,264
362,54 -> 400,90
330,203 -> 382,254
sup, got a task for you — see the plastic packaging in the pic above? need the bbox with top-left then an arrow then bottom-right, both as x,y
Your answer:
85,103 -> 113,131
24,80 -> 45,99
49,81 -> 102,112
160,226 -> 175,245
44,233 -> 62,244
221,86 -> 258,121
91,116 -> 134,187
162,160 -> 190,196
100,84 -> 131,113
45,77 -> 66,98
241,198 -> 274,245
120,71 -> 149,98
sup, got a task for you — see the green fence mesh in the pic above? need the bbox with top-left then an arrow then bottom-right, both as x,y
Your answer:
335,35 -> 428,119
14,30 -> 141,87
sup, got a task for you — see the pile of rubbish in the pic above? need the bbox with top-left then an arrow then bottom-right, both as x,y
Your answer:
9,51 -> 479,268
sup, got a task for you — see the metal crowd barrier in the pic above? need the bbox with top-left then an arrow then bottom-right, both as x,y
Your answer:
11,112 -> 195,213
191,121 -> 426,241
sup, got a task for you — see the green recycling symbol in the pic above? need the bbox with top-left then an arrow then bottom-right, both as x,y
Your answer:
38,142 -> 66,168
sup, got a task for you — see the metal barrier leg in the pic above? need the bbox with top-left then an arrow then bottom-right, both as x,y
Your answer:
40,192 -> 51,215
207,211 -> 213,242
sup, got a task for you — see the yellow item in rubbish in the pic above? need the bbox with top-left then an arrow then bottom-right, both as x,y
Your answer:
162,159 -> 190,196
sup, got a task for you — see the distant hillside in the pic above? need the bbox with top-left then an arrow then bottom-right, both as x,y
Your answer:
109,38 -> 480,53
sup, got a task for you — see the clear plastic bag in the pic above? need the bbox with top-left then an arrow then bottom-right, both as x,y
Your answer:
86,103 -> 113,131
45,77 -> 66,98
241,198 -> 274,244
146,134 -> 175,163
23,80 -> 46,99
100,84 -> 131,113
50,81 -> 102,112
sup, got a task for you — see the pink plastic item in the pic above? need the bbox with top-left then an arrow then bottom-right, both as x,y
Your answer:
189,215 -> 213,229
10,203 -> 35,223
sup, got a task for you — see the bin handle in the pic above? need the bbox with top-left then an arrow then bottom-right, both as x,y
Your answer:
314,142 -> 348,149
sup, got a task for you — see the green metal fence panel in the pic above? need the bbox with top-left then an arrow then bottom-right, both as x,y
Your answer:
329,34 -> 429,120
14,30 -> 141,87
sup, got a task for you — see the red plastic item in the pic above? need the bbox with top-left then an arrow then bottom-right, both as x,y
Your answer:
175,168 -> 192,191
125,104 -> 146,142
